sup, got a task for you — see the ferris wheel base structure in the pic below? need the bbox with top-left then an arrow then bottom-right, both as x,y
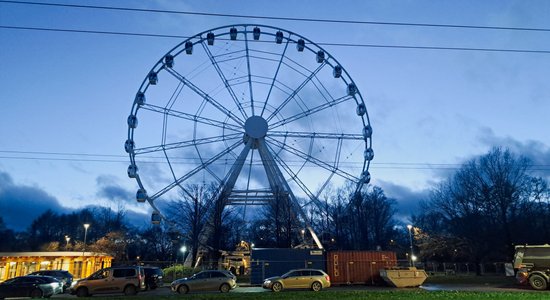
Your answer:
125,24 -> 374,250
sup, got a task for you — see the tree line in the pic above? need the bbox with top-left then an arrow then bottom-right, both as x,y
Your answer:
1,147 -> 548,270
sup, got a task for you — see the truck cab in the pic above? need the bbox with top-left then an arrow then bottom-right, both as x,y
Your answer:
513,244 -> 550,290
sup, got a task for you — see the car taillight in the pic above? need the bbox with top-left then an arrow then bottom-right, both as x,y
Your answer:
325,275 -> 330,282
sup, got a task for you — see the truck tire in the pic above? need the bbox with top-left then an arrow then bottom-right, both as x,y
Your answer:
529,274 -> 548,290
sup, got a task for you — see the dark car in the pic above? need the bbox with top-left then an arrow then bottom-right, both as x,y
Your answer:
0,275 -> 62,299
29,270 -> 73,291
143,267 -> 163,290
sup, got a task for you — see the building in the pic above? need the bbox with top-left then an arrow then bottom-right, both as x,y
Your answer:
0,251 -> 113,281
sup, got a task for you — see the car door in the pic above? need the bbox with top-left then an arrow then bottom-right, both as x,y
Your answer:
1,278 -> 23,298
87,269 -> 113,294
207,271 -> 227,290
190,272 -> 211,291
282,271 -> 302,288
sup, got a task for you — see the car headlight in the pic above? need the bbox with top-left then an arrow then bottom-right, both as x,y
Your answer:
264,280 -> 271,285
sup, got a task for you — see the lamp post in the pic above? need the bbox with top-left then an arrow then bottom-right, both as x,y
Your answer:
83,223 -> 90,252
65,235 -> 71,249
407,224 -> 414,267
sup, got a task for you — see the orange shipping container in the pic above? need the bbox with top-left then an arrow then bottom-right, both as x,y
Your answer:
326,251 -> 397,285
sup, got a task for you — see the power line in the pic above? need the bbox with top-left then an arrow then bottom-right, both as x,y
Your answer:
2,0 -> 550,33
1,150 -> 550,171
2,25 -> 550,55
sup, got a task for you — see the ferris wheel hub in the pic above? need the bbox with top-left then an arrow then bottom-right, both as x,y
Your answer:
244,115 -> 268,139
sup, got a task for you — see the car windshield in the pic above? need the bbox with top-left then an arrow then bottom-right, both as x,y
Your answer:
281,271 -> 296,278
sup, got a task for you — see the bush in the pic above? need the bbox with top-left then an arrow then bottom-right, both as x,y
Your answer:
162,264 -> 194,280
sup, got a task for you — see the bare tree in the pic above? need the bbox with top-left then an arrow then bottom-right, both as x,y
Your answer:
167,183 -> 215,267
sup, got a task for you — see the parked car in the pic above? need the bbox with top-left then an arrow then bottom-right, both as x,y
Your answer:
28,270 -> 73,291
70,266 -> 145,297
143,267 -> 163,290
262,269 -> 331,292
171,270 -> 237,294
0,275 -> 63,299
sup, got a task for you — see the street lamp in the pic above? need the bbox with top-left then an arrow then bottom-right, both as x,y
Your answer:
83,223 -> 90,252
65,235 -> 71,249
407,224 -> 414,267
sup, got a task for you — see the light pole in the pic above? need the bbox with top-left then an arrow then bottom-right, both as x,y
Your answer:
407,224 -> 414,267
65,235 -> 71,249
83,223 -> 90,252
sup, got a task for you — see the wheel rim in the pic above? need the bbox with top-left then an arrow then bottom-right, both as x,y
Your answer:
127,24 -> 373,244
273,282 -> 282,292
178,285 -> 188,294
532,276 -> 545,288
312,282 -> 321,291
221,284 -> 229,292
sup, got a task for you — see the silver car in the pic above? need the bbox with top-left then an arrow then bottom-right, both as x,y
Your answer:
171,270 -> 237,294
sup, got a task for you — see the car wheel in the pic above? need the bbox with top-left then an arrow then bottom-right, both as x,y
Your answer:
311,281 -> 323,291
177,285 -> 189,294
76,287 -> 89,297
30,289 -> 43,298
271,282 -> 283,292
220,283 -> 231,293
529,274 -> 548,290
124,285 -> 138,296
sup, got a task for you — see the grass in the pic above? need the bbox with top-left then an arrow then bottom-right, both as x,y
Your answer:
425,274 -> 517,286
85,290 -> 548,300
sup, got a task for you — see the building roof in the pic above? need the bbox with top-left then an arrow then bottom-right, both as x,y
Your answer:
0,251 -> 113,258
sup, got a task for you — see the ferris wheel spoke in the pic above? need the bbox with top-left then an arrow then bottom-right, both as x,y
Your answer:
269,142 -> 332,213
270,131 -> 363,140
270,94 -> 355,129
266,62 -> 327,123
133,133 -> 241,155
261,38 -> 290,117
201,43 -> 249,120
265,141 -> 315,199
149,139 -> 242,201
267,136 -> 359,183
244,28 -> 255,115
165,68 -> 245,126
140,103 -> 242,132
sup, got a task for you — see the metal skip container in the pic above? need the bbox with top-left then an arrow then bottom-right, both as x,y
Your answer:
326,251 -> 397,285
379,267 -> 428,287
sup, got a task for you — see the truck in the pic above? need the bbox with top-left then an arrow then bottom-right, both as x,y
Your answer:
513,244 -> 550,290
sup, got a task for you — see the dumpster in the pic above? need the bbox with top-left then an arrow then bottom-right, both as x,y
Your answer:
380,267 -> 428,287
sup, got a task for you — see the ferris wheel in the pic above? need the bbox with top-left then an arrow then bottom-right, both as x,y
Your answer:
125,24 -> 373,249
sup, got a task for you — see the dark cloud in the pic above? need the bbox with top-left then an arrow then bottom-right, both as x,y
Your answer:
96,175 -> 134,203
478,128 -> 550,178
0,171 -> 68,231
376,180 -> 430,221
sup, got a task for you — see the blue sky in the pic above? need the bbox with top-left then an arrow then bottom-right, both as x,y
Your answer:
1,0 -> 549,231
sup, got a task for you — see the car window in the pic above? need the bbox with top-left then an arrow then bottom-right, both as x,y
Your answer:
310,270 -> 323,276
194,272 -> 209,279
285,271 -> 300,278
210,271 -> 226,278
113,268 -> 136,278
90,269 -> 110,280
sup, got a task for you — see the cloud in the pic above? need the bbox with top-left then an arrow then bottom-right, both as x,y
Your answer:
0,171 -> 68,231
376,180 -> 430,221
96,175 -> 134,204
477,128 -> 550,178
